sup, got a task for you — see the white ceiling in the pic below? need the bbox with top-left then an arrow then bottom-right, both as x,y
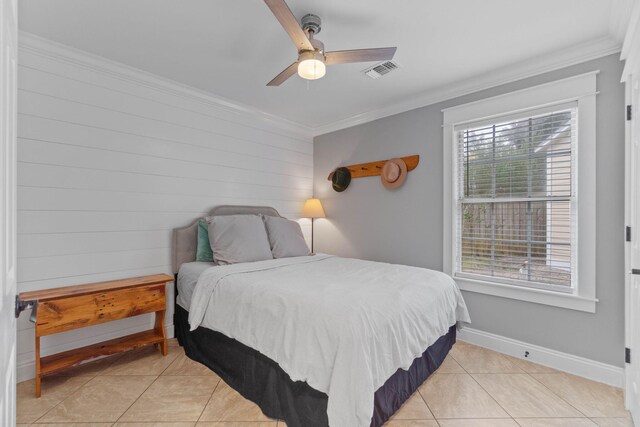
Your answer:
18,0 -> 629,130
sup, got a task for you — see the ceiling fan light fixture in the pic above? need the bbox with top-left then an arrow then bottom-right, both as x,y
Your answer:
297,50 -> 326,80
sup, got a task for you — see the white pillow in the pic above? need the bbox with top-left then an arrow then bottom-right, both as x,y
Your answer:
262,215 -> 311,258
208,215 -> 273,265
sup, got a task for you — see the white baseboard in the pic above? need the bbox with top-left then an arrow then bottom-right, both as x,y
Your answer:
17,323 -> 175,383
458,327 -> 624,388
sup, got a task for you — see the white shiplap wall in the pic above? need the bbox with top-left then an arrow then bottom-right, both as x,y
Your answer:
16,32 -> 313,381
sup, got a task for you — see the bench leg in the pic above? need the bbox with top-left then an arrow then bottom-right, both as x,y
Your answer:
35,336 -> 41,398
154,310 -> 167,356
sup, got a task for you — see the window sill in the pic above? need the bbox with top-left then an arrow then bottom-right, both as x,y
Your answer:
455,275 -> 598,313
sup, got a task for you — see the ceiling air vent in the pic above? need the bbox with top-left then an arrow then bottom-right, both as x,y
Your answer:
362,60 -> 400,79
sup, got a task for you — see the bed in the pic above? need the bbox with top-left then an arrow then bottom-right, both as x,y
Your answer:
172,205 -> 470,427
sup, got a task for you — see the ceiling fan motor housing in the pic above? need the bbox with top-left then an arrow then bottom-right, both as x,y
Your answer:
309,38 -> 324,54
298,49 -> 324,64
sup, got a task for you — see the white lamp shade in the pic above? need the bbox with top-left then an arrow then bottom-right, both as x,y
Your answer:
301,198 -> 326,218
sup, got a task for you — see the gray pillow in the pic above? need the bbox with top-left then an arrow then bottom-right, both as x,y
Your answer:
263,215 -> 311,258
208,215 -> 273,265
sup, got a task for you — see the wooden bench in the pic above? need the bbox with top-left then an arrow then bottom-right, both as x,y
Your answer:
17,274 -> 173,397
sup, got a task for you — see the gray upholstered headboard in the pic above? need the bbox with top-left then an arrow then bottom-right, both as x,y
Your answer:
171,205 -> 283,274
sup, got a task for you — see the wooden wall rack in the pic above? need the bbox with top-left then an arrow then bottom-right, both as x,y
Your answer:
17,273 -> 173,397
327,154 -> 420,180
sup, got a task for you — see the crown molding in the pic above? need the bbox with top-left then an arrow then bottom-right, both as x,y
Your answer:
18,31 -> 623,140
17,31 -> 315,141
311,36 -> 621,137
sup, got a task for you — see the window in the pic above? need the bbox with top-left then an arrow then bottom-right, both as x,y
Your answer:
456,106 -> 575,292
443,72 -> 597,312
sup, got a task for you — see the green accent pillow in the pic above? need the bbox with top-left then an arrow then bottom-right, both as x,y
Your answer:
196,220 -> 214,262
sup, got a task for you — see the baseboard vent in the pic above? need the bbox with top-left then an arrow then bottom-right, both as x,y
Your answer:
363,60 -> 400,79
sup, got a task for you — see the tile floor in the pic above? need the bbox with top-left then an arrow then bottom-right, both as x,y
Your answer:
16,339 -> 634,426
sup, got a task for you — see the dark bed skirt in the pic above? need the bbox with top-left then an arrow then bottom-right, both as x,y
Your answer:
175,305 -> 456,427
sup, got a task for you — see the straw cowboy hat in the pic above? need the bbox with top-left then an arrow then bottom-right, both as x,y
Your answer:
380,158 -> 408,189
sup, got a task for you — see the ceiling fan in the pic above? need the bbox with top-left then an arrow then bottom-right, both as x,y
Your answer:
263,0 -> 397,86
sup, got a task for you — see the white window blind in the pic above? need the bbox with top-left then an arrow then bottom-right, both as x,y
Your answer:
454,105 -> 577,292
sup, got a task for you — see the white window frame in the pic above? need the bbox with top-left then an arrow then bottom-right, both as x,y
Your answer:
443,72 -> 598,313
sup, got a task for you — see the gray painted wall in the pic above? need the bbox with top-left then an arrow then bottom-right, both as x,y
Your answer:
313,54 -> 626,367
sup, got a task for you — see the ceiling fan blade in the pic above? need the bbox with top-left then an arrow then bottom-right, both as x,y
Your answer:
325,47 -> 397,65
264,0 -> 314,52
267,62 -> 299,86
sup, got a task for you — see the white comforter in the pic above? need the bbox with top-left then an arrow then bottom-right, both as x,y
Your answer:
189,255 -> 470,427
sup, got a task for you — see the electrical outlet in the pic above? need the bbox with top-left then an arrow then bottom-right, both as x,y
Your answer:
524,351 -> 530,358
